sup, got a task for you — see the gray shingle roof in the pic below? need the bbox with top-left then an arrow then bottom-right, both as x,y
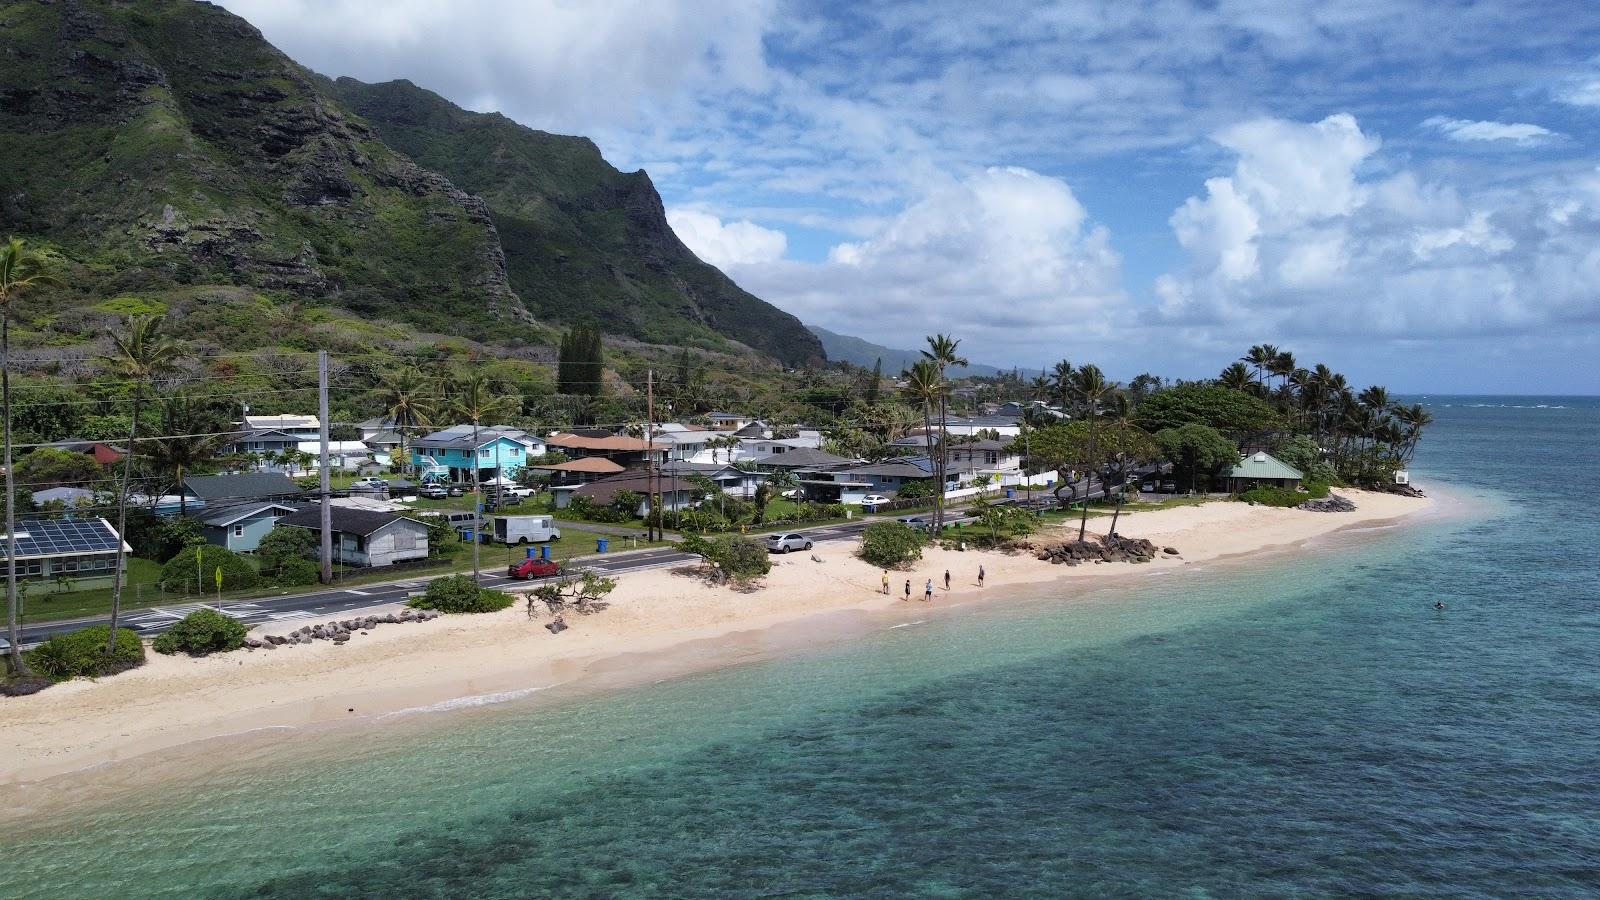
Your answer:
749,447 -> 856,469
184,473 -> 305,502
276,507 -> 424,537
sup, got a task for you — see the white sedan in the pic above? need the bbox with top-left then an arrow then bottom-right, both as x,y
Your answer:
861,494 -> 891,511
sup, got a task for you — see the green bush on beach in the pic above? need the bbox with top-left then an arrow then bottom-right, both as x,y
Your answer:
1236,481 -> 1331,507
152,609 -> 249,656
26,625 -> 146,680
407,575 -> 514,614
858,522 -> 926,569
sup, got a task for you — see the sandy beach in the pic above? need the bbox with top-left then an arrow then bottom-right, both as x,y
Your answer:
0,490 -> 1434,788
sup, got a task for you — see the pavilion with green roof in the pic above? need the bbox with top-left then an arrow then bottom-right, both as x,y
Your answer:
1226,451 -> 1303,493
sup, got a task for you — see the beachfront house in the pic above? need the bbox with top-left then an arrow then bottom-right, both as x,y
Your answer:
0,517 -> 132,589
275,508 -> 431,568
200,500 -> 305,553
412,428 -> 534,484
888,436 -> 1022,480
659,461 -> 767,499
1226,452 -> 1303,493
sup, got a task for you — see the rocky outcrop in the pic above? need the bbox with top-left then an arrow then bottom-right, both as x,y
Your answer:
1031,535 -> 1164,566
1300,494 -> 1358,512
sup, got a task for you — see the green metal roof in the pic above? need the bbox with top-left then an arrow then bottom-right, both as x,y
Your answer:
1231,452 -> 1303,480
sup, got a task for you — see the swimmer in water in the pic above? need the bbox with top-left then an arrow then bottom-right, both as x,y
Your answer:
1434,601 -> 1446,610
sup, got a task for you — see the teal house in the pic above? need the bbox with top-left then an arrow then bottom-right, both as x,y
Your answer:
200,501 -> 304,553
412,428 -> 533,483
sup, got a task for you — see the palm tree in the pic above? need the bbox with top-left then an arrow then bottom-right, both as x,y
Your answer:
447,373 -> 518,583
1071,364 -> 1114,543
144,392 -> 223,517
1218,361 -> 1256,393
375,365 -> 435,475
922,334 -> 967,530
101,315 -> 182,653
1241,344 -> 1278,387
1,237 -> 59,676
1049,359 -> 1075,412
1269,350 -> 1296,390
1392,403 -> 1433,464
900,359 -> 943,510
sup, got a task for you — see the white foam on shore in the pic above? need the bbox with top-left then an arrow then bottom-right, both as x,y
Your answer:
376,684 -> 562,720
889,621 -> 928,629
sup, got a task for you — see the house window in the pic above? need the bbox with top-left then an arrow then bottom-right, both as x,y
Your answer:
92,558 -> 109,570
21,561 -> 41,576
509,447 -> 520,455
234,525 -> 245,537
63,561 -> 78,572
480,448 -> 491,458
355,535 -> 366,551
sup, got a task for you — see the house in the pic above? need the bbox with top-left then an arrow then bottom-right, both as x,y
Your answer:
275,508 -> 431,568
543,431 -> 662,468
244,414 -> 321,439
733,435 -> 824,461
909,415 -> 1024,439
36,438 -> 124,466
747,447 -> 857,471
356,415 -> 400,440
412,428 -> 535,483
200,501 -> 305,553
554,472 -> 701,515
0,517 -> 131,586
298,440 -> 375,472
707,412 -> 755,431
362,430 -> 404,457
31,486 -> 98,511
528,456 -> 626,485
177,473 -> 305,516
1227,452 -> 1303,492
659,461 -> 767,499
837,458 -> 942,495
650,428 -> 717,463
221,428 -> 305,462
889,436 -> 1022,478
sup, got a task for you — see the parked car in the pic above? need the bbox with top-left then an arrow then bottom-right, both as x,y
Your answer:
861,494 -> 891,511
448,484 -> 466,497
506,557 -> 561,580
419,484 -> 448,500
764,532 -> 813,553
896,515 -> 929,527
350,477 -> 387,489
780,488 -> 803,500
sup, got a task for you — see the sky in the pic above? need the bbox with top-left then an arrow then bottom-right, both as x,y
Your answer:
219,0 -> 1600,393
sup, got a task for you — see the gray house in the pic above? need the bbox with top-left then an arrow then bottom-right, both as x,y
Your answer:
201,501 -> 304,553
178,473 -> 304,515
276,508 -> 431,568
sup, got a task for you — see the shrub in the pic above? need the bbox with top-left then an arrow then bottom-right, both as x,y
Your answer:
159,544 -> 258,594
406,574 -> 514,613
679,534 -> 772,585
566,495 -> 629,524
895,480 -> 935,500
858,522 -> 925,568
274,557 -> 320,586
1236,482 -> 1329,507
152,608 -> 249,656
25,625 -> 146,680
257,526 -> 318,579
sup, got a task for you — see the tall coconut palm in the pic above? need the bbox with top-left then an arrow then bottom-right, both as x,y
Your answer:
922,334 -> 967,530
1241,344 -> 1278,387
1392,403 -> 1433,464
900,359 -> 943,510
448,373 -> 517,584
375,365 -> 435,475
101,315 -> 182,653
1071,364 -> 1114,543
1049,359 -> 1075,413
144,392 -> 224,518
1219,361 -> 1256,393
1,237 -> 59,675
1268,350 -> 1297,390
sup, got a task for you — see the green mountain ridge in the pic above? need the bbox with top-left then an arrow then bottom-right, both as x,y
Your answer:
0,0 -> 822,366
807,324 -> 1001,377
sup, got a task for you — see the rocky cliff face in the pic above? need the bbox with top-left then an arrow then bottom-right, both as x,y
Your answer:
0,0 -> 526,333
331,78 -> 825,366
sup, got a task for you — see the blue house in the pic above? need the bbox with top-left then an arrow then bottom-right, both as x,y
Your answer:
411,428 -> 531,483
200,501 -> 305,553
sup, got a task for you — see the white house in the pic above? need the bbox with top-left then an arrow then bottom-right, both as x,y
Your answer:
276,508 -> 431,568
244,414 -> 321,440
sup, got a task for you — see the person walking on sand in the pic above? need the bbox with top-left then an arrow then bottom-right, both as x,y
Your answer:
882,570 -> 890,595
944,569 -> 951,591
924,579 -> 934,602
904,579 -> 912,601
978,564 -> 985,588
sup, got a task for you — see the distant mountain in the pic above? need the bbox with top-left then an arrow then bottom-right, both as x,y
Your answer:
807,325 -> 1001,377
0,0 -> 823,365
329,78 -> 824,366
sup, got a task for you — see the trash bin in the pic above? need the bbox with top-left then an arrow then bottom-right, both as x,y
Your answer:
526,547 -> 537,559
1006,488 -> 1015,498
540,545 -> 551,560
596,537 -> 609,553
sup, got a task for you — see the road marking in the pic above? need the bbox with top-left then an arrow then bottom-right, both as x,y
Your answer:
344,589 -> 372,596
267,611 -> 317,621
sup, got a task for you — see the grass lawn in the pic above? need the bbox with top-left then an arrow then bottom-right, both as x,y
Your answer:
20,557 -> 177,624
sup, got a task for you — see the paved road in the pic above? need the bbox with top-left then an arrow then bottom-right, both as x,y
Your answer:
11,512 -> 983,649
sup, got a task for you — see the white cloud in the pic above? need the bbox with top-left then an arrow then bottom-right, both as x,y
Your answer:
1422,116 -> 1557,145
1555,76 -> 1600,107
665,209 -> 788,266
731,167 -> 1126,356
1159,114 -> 1600,341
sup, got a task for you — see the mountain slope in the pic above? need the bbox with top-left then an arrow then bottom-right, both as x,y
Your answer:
807,325 -> 1001,377
0,0 -> 526,335
328,78 -> 824,367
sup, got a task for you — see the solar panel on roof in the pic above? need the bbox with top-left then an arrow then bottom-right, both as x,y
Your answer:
0,518 -> 121,559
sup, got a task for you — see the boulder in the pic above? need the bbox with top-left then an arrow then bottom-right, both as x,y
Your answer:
1163,547 -> 1179,555
1300,494 -> 1357,513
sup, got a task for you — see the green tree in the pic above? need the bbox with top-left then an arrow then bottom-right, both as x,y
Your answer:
158,544 -> 258,594
1154,424 -> 1239,493
375,365 -> 435,475
102,315 -> 183,651
557,323 -> 604,397
256,525 -> 319,579
921,333 -> 967,530
2,237 -> 60,676
678,534 -> 772,586
899,359 -> 943,510
1134,383 -> 1283,439
857,521 -> 925,568
152,608 -> 248,656
14,447 -> 102,487
864,357 -> 882,405
1070,364 -> 1115,542
142,391 -> 227,516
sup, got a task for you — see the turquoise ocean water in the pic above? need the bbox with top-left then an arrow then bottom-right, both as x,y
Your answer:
3,396 -> 1598,897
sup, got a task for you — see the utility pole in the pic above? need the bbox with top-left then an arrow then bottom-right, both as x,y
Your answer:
645,369 -> 657,542
318,350 -> 333,585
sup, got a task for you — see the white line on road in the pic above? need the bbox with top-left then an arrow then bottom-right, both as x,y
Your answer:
344,589 -> 373,596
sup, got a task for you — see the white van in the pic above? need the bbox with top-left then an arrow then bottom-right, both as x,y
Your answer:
492,515 -> 563,545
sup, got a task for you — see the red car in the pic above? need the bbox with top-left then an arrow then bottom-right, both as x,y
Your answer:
507,557 -> 561,580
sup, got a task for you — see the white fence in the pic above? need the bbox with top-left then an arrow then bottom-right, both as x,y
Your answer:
942,470 -> 1058,503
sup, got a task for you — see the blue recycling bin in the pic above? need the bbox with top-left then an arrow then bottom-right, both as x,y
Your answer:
1006,488 -> 1015,498
596,537 -> 609,553
525,547 -> 537,559
540,545 -> 551,560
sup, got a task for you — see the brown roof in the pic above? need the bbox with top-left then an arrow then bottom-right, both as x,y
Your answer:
532,457 -> 626,474
544,432 -> 656,452
572,472 -> 699,505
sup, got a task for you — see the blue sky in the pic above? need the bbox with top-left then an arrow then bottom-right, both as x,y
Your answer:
222,0 -> 1600,392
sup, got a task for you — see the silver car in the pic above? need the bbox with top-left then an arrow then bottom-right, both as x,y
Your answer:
764,532 -> 813,553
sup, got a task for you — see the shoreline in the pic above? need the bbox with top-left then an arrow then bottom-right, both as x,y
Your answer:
0,488 -> 1443,799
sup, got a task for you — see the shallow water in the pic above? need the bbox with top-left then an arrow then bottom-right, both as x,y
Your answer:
3,397 -> 1598,898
